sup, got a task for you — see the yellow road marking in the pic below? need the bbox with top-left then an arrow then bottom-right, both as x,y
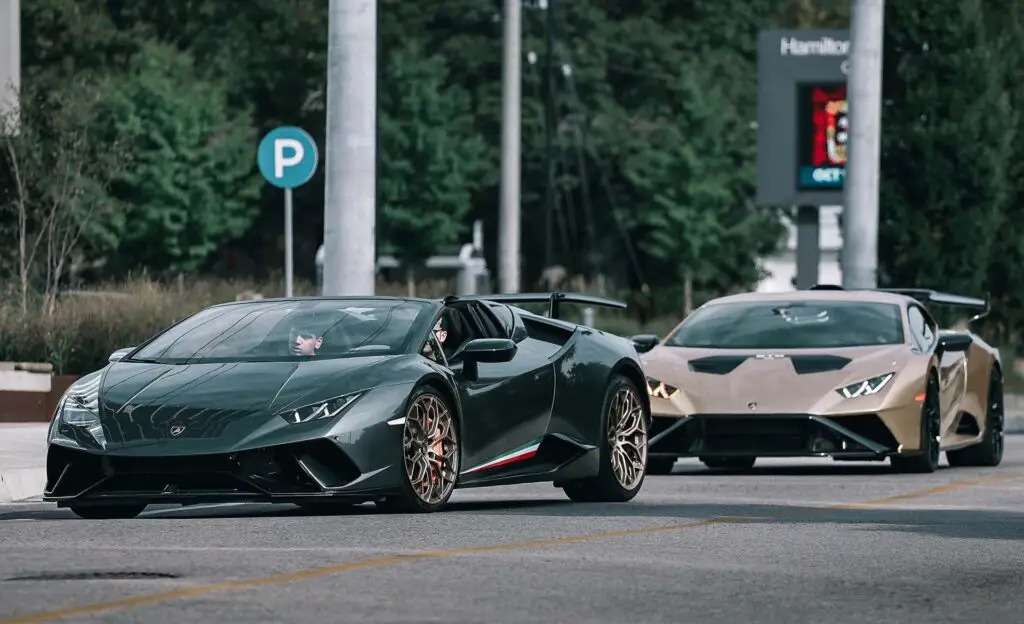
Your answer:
829,473 -> 1023,509
3,472 -> 1020,623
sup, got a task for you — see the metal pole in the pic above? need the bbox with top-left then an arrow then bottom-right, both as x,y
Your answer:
794,205 -> 820,289
842,0 -> 885,289
543,0 -> 556,271
498,0 -> 522,294
284,188 -> 294,297
323,0 -> 377,296
0,0 -> 20,135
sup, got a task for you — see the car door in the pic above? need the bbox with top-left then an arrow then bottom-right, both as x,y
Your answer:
909,304 -> 964,432
445,302 -> 556,478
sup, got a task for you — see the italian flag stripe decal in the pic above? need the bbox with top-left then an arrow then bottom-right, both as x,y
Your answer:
461,440 -> 542,475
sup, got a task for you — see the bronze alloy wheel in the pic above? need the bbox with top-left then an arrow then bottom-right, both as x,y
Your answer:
607,384 -> 648,491
402,392 -> 459,506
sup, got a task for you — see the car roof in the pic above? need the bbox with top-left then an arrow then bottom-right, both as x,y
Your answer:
702,289 -> 912,307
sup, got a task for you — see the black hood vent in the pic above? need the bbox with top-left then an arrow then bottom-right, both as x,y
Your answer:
688,355 -> 748,375
789,355 -> 852,374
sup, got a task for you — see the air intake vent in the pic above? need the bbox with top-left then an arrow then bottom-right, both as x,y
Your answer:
790,355 -> 852,374
688,356 -> 748,375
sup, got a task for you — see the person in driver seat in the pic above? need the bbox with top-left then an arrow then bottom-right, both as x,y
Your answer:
422,311 -> 465,362
286,310 -> 332,356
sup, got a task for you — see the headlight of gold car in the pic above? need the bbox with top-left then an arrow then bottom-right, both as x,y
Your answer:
646,377 -> 680,400
835,372 -> 894,399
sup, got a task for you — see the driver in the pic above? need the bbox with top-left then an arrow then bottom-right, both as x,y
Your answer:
286,309 -> 335,356
422,318 -> 448,362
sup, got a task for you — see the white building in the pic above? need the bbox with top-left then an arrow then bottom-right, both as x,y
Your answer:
755,205 -> 843,292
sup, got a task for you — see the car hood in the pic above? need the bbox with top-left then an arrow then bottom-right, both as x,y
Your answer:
93,355 -> 407,447
640,344 -> 915,414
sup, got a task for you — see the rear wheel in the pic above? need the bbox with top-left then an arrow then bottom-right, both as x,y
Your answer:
563,375 -> 648,503
947,368 -> 1004,467
700,456 -> 756,470
376,387 -> 460,513
68,504 -> 146,519
891,372 -> 941,474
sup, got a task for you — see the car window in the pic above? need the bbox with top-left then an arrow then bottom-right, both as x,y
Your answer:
663,300 -> 905,349
127,299 -> 434,363
907,305 -> 936,349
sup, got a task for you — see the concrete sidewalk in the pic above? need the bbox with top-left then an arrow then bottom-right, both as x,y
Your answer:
0,423 -> 48,503
3,404 -> 1024,504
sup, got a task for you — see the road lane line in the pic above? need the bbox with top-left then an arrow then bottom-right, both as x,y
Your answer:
827,473 -> 1024,509
3,471 -> 1021,623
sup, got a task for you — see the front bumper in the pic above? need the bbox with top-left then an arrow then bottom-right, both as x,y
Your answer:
42,438 -> 401,507
647,410 -> 916,460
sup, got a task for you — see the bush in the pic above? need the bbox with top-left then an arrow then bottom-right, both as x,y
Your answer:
0,276 -> 683,375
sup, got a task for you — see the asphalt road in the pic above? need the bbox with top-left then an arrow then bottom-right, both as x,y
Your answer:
2,442 -> 1024,624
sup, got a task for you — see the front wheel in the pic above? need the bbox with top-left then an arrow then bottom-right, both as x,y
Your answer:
646,457 -> 677,475
563,374 -> 648,503
700,456 -> 756,470
376,386 -> 460,513
68,504 -> 146,519
891,372 -> 941,474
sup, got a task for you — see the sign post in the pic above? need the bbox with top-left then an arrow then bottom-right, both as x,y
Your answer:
756,29 -> 850,289
257,127 -> 319,297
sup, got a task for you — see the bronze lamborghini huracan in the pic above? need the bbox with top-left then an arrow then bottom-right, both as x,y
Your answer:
632,285 -> 1004,475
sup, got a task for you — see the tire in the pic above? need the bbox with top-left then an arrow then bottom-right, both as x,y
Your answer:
68,504 -> 146,519
646,457 -> 677,475
947,368 -> 1004,467
375,385 -> 460,513
700,456 -> 756,470
891,372 -> 941,474
562,374 -> 648,503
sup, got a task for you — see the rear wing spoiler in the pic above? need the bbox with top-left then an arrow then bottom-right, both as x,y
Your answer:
876,288 -> 990,322
444,292 -> 627,320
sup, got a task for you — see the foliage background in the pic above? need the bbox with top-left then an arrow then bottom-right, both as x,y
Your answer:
1,0 -> 1023,376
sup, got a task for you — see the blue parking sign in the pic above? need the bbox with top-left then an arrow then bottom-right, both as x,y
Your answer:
257,127 -> 319,189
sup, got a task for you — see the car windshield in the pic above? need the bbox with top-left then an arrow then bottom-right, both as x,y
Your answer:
126,299 -> 434,364
663,300 -> 905,349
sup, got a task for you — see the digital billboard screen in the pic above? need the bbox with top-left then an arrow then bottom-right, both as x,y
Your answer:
796,82 -> 847,190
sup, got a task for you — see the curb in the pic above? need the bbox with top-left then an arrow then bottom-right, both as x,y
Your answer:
0,467 -> 46,503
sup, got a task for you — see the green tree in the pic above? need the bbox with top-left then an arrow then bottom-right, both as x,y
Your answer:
89,42 -> 263,274
377,40 -> 490,294
878,0 -> 1015,303
0,77 -> 129,313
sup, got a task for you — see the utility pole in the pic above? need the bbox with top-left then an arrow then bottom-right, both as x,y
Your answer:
322,0 -> 377,296
842,0 -> 885,289
0,0 -> 19,135
543,0 -> 556,271
498,0 -> 522,294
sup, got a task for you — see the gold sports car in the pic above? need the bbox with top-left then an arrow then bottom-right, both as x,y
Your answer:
632,285 -> 1004,475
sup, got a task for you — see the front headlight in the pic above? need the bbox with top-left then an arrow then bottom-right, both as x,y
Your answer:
278,392 -> 362,424
836,372 -> 894,399
52,376 -> 107,448
646,377 -> 680,400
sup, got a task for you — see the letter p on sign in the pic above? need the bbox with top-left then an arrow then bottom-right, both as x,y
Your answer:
257,126 -> 319,190
274,139 -> 304,178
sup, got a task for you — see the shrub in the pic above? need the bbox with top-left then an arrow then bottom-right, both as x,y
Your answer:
0,276 -> 681,375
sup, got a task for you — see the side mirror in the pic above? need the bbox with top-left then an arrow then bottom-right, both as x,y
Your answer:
631,334 -> 660,354
461,338 -> 517,363
937,333 -> 972,353
108,347 -> 135,363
